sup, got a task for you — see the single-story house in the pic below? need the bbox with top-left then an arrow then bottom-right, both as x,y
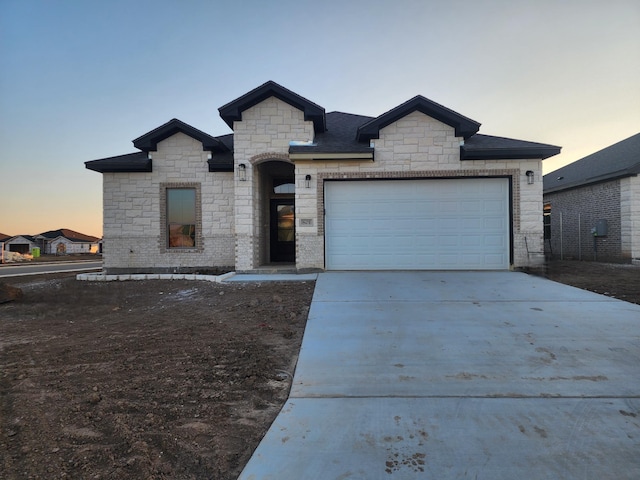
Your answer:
86,81 -> 560,274
543,133 -> 640,263
37,229 -> 101,254
4,235 -> 39,254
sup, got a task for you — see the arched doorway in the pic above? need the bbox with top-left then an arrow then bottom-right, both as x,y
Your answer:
256,160 -> 295,264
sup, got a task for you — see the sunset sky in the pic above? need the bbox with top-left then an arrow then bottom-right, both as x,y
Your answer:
1,0 -> 638,238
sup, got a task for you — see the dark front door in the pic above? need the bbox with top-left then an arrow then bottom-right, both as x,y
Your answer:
270,199 -> 295,262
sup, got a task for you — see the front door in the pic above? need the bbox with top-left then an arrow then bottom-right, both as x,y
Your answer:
270,199 -> 295,263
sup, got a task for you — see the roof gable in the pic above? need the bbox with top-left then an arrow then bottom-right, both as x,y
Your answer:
544,133 -> 640,193
357,96 -> 481,142
7,235 -> 36,243
218,81 -> 326,133
133,118 -> 229,152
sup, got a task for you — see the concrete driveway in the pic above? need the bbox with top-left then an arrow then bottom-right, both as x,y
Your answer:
239,271 -> 640,479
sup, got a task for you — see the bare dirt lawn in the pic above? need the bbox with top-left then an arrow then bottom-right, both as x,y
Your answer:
1,275 -> 314,480
1,260 -> 638,479
533,260 -> 640,305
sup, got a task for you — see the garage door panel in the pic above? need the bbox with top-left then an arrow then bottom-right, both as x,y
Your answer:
325,179 -> 509,270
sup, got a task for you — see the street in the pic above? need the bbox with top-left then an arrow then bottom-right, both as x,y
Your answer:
0,261 -> 102,278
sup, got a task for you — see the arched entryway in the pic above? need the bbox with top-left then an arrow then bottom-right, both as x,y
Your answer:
256,160 -> 295,265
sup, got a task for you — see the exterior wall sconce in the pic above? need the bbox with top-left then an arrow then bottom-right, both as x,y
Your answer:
526,170 -> 535,185
305,174 -> 312,188
238,163 -> 247,181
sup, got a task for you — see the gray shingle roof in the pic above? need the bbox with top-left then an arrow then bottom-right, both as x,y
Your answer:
38,229 -> 100,243
86,152 -> 151,173
462,134 -> 561,160
86,83 -> 562,172
289,112 -> 375,154
543,133 -> 640,193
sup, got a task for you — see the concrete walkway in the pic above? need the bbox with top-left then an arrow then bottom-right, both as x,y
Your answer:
238,271 -> 640,479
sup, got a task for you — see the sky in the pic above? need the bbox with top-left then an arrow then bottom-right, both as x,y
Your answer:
1,0 -> 638,238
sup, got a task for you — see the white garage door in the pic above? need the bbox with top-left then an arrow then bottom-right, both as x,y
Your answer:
325,178 -> 510,270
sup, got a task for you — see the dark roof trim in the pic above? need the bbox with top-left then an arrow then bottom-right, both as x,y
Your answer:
207,152 -> 234,172
461,134 -> 561,160
544,166 -> 640,194
357,96 -> 481,142
133,118 -> 229,153
219,81 -> 326,133
85,152 -> 152,173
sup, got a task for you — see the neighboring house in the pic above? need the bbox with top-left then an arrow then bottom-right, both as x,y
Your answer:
0,233 -> 10,242
4,235 -> 38,254
37,229 -> 101,254
543,133 -> 640,263
86,81 -> 560,274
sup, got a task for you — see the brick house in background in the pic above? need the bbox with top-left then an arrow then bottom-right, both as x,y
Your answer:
543,133 -> 640,263
86,81 -> 560,274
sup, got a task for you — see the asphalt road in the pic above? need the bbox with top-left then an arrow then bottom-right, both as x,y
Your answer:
0,261 -> 102,278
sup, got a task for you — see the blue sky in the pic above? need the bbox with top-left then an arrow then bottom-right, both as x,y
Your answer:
1,0 -> 638,237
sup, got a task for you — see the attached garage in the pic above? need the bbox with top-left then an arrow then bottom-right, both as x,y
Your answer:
324,178 -> 510,270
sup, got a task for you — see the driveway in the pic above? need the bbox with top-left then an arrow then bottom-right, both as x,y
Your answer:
239,271 -> 640,479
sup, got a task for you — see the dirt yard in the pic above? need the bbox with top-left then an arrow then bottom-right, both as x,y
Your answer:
533,260 -> 640,305
1,260 -> 638,479
1,275 -> 315,480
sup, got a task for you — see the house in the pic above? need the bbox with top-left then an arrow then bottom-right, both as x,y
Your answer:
37,229 -> 101,254
86,81 -> 560,274
4,235 -> 39,254
0,233 -> 10,242
543,133 -> 640,263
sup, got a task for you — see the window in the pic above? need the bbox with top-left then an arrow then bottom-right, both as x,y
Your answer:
167,188 -> 196,248
273,178 -> 295,194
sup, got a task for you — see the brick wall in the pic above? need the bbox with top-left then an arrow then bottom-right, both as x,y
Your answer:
544,180 -> 622,261
102,132 -> 234,274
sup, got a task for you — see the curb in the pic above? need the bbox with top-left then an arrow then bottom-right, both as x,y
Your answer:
76,271 -> 237,283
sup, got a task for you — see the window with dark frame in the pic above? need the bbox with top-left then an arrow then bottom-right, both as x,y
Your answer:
167,188 -> 196,248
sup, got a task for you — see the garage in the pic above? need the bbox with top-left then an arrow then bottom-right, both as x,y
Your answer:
324,178 -> 510,270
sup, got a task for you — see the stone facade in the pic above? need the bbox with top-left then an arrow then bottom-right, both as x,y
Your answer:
294,113 -> 544,270
102,132 -> 234,274
232,97 -> 314,271
91,83 -> 556,273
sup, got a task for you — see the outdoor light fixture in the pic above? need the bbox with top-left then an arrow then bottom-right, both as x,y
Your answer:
238,163 -> 247,181
305,174 -> 312,188
526,170 -> 535,185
